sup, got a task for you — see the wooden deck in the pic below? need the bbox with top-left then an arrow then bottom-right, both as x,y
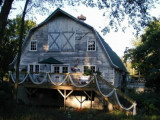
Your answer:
20,82 -> 96,91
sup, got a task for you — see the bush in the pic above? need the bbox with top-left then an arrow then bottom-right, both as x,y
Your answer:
126,89 -> 160,115
0,82 -> 16,117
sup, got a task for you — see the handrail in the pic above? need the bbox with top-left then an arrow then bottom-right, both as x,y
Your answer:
10,71 -> 84,76
97,75 -> 134,104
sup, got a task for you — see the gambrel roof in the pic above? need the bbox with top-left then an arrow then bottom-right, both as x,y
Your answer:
11,8 -> 127,72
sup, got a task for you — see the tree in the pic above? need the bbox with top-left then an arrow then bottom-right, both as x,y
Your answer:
0,15 -> 36,82
0,0 -> 14,46
123,20 -> 160,91
0,0 -> 159,47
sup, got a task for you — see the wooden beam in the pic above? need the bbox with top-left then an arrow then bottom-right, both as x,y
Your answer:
91,90 -> 93,109
20,83 -> 95,91
83,90 -> 91,100
74,96 -> 86,109
66,90 -> 73,98
57,89 -> 65,98
64,90 -> 66,109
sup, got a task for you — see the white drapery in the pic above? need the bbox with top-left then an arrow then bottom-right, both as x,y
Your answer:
9,71 -> 137,115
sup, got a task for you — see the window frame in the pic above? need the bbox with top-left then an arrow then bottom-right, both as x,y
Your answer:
28,64 -> 40,73
51,64 -> 70,73
30,40 -> 37,51
54,66 -> 60,73
87,39 -> 96,51
83,65 -> 96,73
62,66 -> 68,73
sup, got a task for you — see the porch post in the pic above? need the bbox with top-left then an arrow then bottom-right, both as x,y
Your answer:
64,90 -> 66,109
91,90 -> 93,109
80,95 -> 82,109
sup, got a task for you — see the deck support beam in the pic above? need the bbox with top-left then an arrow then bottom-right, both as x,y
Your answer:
83,90 -> 93,109
74,96 -> 86,109
57,89 -> 73,109
91,90 -> 93,109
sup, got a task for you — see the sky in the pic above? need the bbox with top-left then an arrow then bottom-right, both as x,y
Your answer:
10,1 -> 160,57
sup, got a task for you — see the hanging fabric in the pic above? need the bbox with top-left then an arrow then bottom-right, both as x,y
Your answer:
9,71 -> 29,84
48,73 -> 68,86
29,73 -> 47,85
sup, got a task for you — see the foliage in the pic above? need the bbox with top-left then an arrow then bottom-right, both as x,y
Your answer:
1,105 -> 160,120
12,0 -> 159,35
83,69 -> 92,76
0,0 -> 159,51
123,20 -> 160,91
0,82 -> 16,117
0,15 -> 36,82
131,38 -> 142,47
127,89 -> 160,115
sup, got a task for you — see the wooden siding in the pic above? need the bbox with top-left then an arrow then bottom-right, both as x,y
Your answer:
18,15 -> 117,84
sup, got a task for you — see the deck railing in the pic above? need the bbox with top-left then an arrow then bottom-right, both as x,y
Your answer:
8,71 -> 94,87
9,71 -> 137,115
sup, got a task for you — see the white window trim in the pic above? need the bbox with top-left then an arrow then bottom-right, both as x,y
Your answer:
87,39 -> 96,51
82,65 -> 96,73
62,66 -> 69,73
28,64 -> 40,73
51,64 -> 70,73
29,40 -> 37,51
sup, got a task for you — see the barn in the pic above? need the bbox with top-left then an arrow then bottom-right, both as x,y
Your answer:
9,8 -> 136,112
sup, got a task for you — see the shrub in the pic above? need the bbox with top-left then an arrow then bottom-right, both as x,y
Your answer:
0,82 -> 16,117
126,89 -> 160,115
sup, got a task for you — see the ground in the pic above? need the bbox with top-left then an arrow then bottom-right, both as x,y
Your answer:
0,105 -> 160,120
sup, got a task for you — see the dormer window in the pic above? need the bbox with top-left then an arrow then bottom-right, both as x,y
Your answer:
30,40 -> 37,51
87,39 -> 96,51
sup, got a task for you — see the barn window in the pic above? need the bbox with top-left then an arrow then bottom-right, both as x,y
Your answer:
35,65 -> 40,73
90,66 -> 96,73
54,66 -> 60,73
29,65 -> 34,73
51,65 -> 69,73
83,66 -> 89,73
28,64 -> 40,73
87,39 -> 96,51
83,65 -> 96,73
30,40 -> 37,51
62,66 -> 68,73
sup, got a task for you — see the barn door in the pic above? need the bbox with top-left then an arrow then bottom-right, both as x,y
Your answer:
62,32 -> 75,51
48,32 -> 61,51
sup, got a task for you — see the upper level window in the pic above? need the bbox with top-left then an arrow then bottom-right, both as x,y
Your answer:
30,41 -> 37,51
28,64 -> 40,73
87,39 -> 96,51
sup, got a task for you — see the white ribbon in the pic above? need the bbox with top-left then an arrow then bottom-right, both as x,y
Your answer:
115,90 -> 137,115
94,74 -> 115,97
9,71 -> 28,84
69,74 -> 94,88
29,73 -> 47,85
94,74 -> 137,115
48,73 -> 68,86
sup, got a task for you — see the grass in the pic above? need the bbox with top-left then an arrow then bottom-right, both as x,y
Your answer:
0,105 -> 160,120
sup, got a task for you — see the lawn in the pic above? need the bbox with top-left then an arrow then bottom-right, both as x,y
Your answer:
0,105 -> 160,120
